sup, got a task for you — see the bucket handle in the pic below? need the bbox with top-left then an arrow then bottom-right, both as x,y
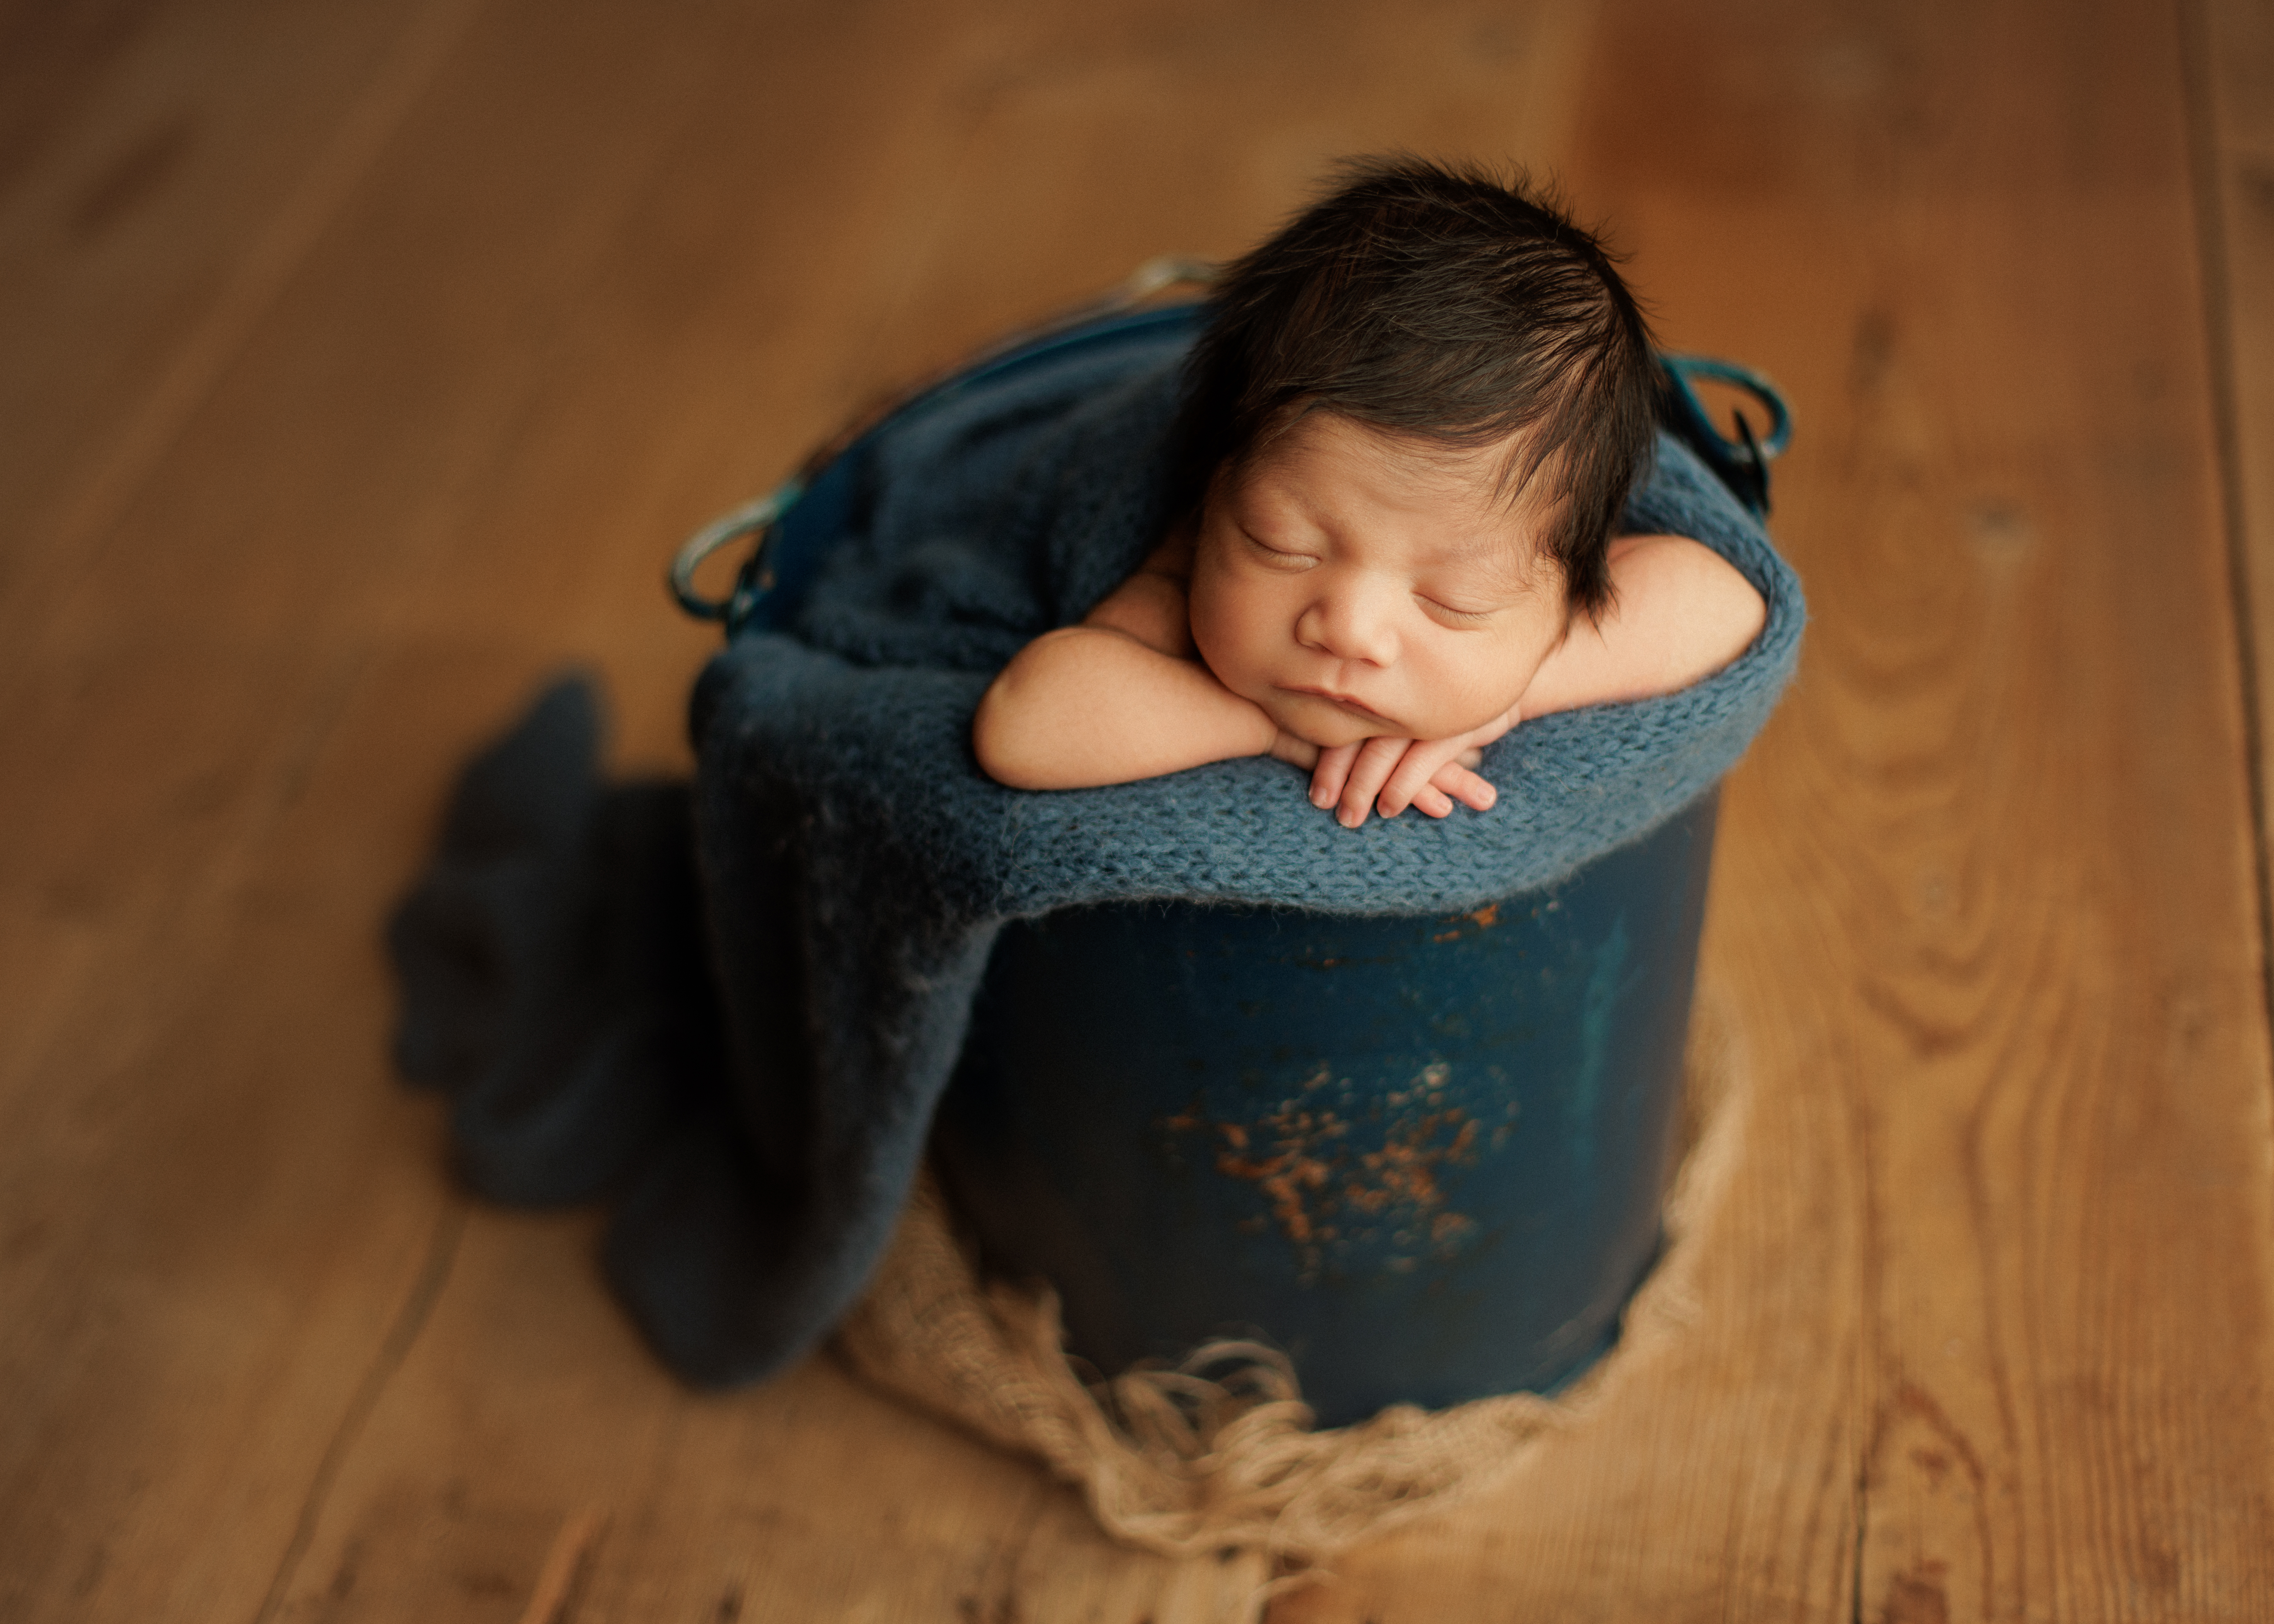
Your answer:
1658,354 -> 1791,519
667,481 -> 805,624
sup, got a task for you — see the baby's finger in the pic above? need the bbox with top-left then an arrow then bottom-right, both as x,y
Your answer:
1310,742 -> 1360,810
1429,761 -> 1498,812
1411,783 -> 1455,817
1378,738 -> 1465,817
1337,737 -> 1409,828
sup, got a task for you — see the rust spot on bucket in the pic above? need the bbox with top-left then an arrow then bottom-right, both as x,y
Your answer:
1162,1062 -> 1482,1277
1343,1111 -> 1479,1216
1433,903 -> 1500,943
1215,1122 -> 1338,1245
1429,1211 -> 1476,1245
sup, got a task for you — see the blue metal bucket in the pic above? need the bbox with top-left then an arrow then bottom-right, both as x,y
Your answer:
935,795 -> 1716,1427
672,288 -> 1774,1425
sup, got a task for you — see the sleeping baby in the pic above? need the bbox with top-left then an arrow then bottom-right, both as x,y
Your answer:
973,157 -> 1766,827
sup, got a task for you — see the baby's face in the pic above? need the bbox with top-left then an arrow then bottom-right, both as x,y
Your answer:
1188,412 -> 1571,749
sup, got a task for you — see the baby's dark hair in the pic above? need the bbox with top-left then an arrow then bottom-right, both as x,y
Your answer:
1172,156 -> 1660,617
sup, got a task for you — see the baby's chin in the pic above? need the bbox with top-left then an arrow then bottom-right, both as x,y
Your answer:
1261,685 -> 1513,749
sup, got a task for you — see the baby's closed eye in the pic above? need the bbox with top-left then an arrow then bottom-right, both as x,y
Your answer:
1242,531 -> 1316,568
1416,594 -> 1497,626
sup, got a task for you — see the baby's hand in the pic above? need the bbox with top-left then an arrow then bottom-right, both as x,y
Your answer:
1306,709 -> 1516,829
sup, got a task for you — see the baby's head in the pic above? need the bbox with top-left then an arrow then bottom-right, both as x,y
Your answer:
1173,157 -> 1660,747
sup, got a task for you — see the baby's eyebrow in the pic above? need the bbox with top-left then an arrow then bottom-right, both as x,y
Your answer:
1423,536 -> 1547,599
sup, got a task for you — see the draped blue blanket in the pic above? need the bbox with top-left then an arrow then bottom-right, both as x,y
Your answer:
390,309 -> 1803,1386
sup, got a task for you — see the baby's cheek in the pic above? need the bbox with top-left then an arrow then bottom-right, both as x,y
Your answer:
1186,581 -> 1263,695
1416,663 -> 1528,739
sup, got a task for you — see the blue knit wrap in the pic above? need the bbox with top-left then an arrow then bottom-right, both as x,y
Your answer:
575,311 -> 1807,1386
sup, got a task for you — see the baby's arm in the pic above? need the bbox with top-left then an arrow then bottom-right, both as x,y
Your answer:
1520,534 -> 1768,719
973,538 -> 1284,790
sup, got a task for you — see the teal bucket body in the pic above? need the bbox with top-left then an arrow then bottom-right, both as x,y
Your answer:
936,794 -> 1717,1427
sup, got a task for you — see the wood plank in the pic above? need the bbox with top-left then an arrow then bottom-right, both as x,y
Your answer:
2202,0 -> 2274,924
0,0 -> 484,637
1282,0 -> 2274,1618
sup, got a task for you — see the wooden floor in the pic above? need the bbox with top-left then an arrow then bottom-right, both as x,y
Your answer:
6,0 -> 2274,1618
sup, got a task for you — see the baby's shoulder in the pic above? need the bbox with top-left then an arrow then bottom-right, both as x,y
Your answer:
1610,534 -> 1763,625
1604,533 -> 1768,685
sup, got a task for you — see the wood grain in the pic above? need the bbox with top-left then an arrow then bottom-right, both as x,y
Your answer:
3,0 -> 2273,1620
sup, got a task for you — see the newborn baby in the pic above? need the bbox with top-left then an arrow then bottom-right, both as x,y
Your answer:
974,158 -> 1766,828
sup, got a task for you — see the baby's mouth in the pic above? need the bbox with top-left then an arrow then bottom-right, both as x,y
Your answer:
1281,685 -> 1397,728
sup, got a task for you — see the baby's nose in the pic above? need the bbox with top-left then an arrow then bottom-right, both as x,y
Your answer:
1299,583 -> 1399,665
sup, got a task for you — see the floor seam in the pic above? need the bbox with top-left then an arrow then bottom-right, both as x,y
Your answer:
249,1197 -> 468,1624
